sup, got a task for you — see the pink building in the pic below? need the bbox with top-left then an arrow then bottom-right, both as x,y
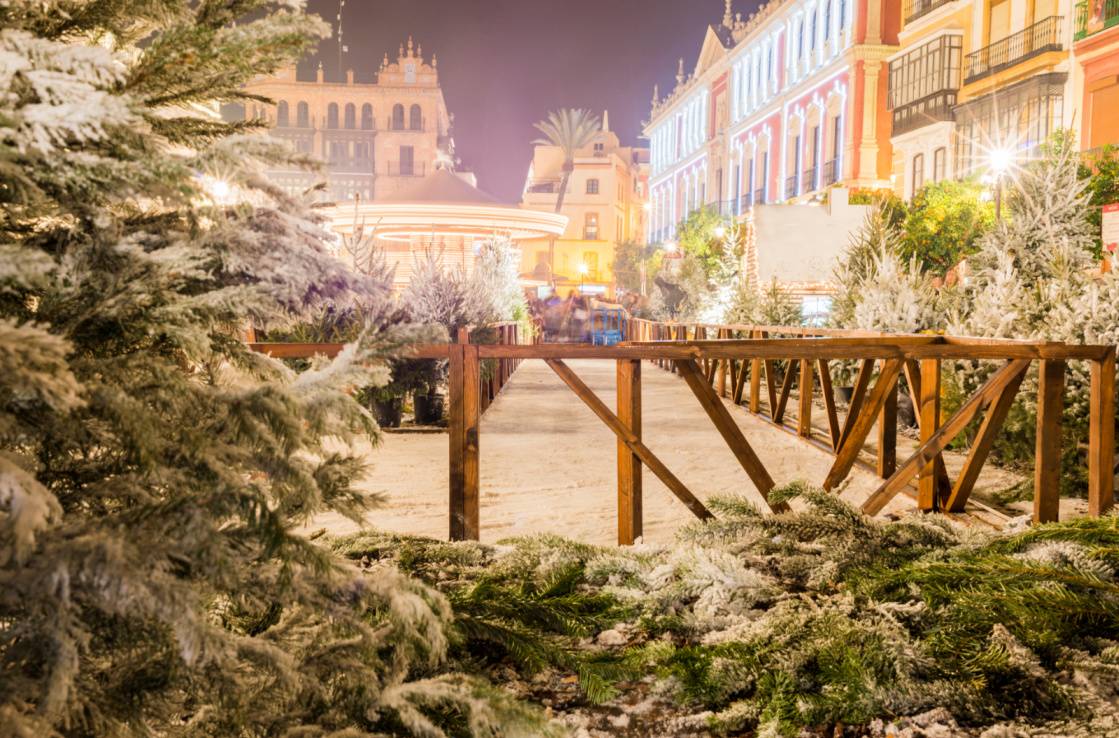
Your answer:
646,0 -> 900,243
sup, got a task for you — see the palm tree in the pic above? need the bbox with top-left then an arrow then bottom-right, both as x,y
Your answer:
533,108 -> 601,287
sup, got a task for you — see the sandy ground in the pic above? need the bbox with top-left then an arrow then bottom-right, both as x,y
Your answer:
309,359 -> 925,546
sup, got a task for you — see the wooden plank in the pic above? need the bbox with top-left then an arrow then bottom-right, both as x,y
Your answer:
943,364 -> 1027,512
823,359 -> 903,491
463,346 -> 481,539
1089,349 -> 1116,516
448,345 -> 467,540
1034,359 -> 1065,524
917,359 -> 941,511
546,359 -> 713,521
903,359 -> 953,501
862,359 -> 1031,516
817,358 -> 841,450
617,360 -> 643,545
877,375 -> 898,478
797,359 -> 814,437
838,359 -> 875,449
675,359 -> 777,509
732,356 -> 747,405
773,361 -> 796,424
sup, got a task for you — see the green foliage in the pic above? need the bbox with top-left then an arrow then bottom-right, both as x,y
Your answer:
329,488 -> 1119,736
1079,144 -> 1119,260
675,207 -> 732,277
899,179 -> 995,275
612,239 -> 661,294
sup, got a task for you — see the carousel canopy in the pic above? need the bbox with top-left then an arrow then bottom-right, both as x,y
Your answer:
326,169 -> 567,243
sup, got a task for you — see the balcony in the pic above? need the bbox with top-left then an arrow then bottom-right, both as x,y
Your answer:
1076,0 -> 1119,40
754,188 -> 766,205
785,175 -> 799,199
891,89 -> 958,136
964,16 -> 1063,84
802,165 -> 819,193
387,161 -> 425,177
739,192 -> 754,211
904,0 -> 955,23
525,178 -> 561,194
823,158 -> 840,186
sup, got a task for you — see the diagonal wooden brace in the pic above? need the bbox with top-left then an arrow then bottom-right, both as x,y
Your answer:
676,359 -> 778,512
862,359 -> 1031,516
824,359 -> 904,491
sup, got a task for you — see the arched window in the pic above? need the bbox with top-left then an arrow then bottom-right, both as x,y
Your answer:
276,101 -> 289,127
296,101 -> 309,128
344,103 -> 356,129
327,102 -> 339,129
409,104 -> 423,130
361,103 -> 374,129
392,103 -> 405,130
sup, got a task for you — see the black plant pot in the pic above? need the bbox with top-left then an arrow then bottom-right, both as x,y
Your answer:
897,388 -> 917,428
414,392 -> 445,425
836,386 -> 854,404
373,397 -> 403,428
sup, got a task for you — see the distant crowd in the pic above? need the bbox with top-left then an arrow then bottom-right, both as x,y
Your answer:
527,290 -> 649,343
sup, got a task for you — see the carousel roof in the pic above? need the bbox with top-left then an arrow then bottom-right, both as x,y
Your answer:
326,168 -> 567,243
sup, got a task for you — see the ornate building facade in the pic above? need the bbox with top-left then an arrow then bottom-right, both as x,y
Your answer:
519,115 -> 649,297
235,37 -> 455,203
646,0 -> 900,243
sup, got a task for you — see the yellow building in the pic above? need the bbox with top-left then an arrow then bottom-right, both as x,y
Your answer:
232,37 -> 455,203
888,0 -> 1075,198
518,114 -> 649,297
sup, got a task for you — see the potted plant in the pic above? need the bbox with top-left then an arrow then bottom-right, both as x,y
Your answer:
410,358 -> 446,425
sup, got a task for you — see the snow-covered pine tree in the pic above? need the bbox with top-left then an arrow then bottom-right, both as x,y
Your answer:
951,133 -> 1119,488
0,2 -> 548,735
471,237 -> 527,322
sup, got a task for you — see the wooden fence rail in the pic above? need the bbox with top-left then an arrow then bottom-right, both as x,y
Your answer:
250,323 -> 1115,545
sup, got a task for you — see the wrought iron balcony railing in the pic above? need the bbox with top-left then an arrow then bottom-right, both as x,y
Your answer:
785,175 -> 799,199
803,165 -> 819,192
1075,0 -> 1119,39
891,89 -> 958,136
387,161 -> 425,177
904,0 -> 955,23
754,187 -> 766,205
964,16 -> 1063,84
823,158 -> 840,186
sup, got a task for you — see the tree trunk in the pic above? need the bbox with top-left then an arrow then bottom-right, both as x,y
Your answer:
549,167 -> 572,288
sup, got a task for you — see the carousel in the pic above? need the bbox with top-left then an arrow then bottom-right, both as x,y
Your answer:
323,168 -> 567,290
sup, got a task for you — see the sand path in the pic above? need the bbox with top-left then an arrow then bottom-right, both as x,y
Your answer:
309,359 -> 924,546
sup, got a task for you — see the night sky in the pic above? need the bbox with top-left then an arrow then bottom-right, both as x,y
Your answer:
303,0 -> 762,202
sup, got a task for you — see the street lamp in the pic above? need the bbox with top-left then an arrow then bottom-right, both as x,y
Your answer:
578,262 -> 589,292
663,241 -> 679,255
713,224 -> 727,239
989,147 -> 1013,221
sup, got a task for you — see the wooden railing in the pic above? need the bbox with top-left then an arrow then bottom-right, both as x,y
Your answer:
250,322 -> 1115,545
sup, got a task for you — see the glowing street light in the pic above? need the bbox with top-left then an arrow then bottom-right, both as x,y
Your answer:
713,224 -> 727,239
577,262 -> 589,292
988,147 -> 1014,221
663,240 -> 679,254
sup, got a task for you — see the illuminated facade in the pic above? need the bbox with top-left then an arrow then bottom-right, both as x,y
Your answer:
1073,0 -> 1119,150
519,115 -> 649,296
885,0 -> 1119,198
234,37 -> 455,202
646,0 -> 900,243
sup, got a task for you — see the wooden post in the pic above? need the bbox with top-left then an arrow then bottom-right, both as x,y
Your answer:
749,330 -> 763,413
797,358 -> 813,437
1089,348 -> 1116,516
448,344 -> 481,541
877,378 -> 898,478
1034,358 -> 1065,523
617,360 -> 642,545
917,359 -> 941,511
